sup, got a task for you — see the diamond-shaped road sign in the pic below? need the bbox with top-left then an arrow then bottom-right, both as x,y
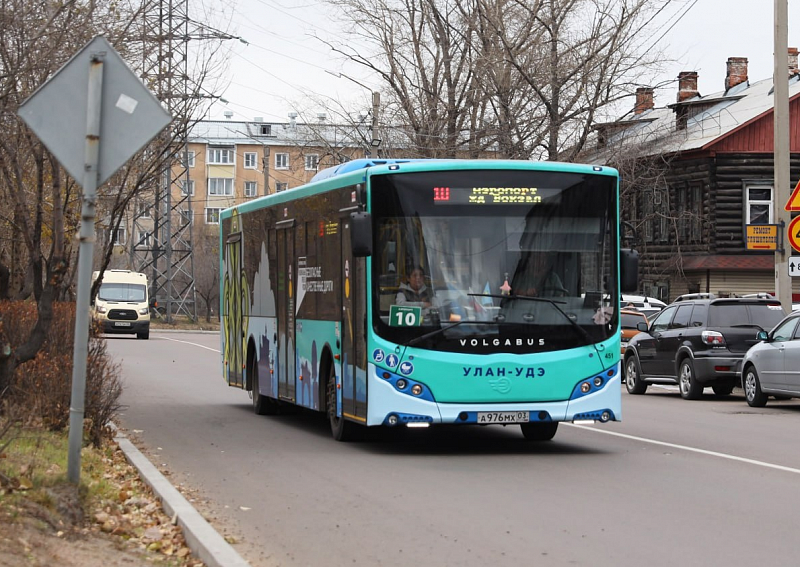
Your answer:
18,36 -> 171,187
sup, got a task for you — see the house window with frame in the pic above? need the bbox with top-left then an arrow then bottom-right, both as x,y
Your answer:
112,227 -> 126,245
179,179 -> 195,196
276,182 -> 288,192
676,183 -> 703,243
181,150 -> 195,168
208,178 -> 233,196
244,181 -> 257,197
136,230 -> 151,247
305,154 -> 319,171
205,208 -> 222,224
275,153 -> 289,169
244,152 -> 257,169
207,147 -> 234,165
745,184 -> 773,225
179,209 -> 193,225
137,201 -> 150,218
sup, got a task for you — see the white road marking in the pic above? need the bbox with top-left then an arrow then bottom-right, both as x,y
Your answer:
567,423 -> 800,475
159,336 -> 220,353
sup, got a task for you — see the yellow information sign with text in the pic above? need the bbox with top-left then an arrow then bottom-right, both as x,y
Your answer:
745,224 -> 779,251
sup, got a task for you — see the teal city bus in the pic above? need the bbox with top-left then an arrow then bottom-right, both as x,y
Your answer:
220,159 -> 638,441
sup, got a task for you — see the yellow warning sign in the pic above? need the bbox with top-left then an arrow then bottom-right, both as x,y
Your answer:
786,179 -> 800,211
745,224 -> 778,251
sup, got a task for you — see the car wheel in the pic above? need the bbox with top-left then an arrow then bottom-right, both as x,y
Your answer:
712,384 -> 734,397
520,421 -> 558,441
624,355 -> 647,395
678,358 -> 703,400
743,365 -> 768,407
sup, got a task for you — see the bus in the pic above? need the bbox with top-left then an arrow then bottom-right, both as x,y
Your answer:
220,159 -> 638,441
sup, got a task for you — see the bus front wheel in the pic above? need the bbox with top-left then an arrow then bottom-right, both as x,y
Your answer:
326,365 -> 358,441
520,421 -> 558,441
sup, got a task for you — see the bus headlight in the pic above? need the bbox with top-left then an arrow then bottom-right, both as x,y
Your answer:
593,376 -> 603,387
580,382 -> 591,393
396,379 -> 408,390
411,384 -> 423,396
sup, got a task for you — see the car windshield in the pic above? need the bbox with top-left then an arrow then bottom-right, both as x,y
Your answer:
708,303 -> 785,329
98,283 -> 146,302
621,312 -> 645,329
370,168 -> 619,354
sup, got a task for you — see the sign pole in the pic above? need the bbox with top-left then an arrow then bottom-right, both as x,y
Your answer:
774,0 -> 793,311
67,52 -> 104,484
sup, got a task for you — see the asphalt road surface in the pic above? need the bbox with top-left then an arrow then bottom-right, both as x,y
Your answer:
108,331 -> 800,567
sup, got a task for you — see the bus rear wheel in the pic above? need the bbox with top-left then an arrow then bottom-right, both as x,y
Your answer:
520,421 -> 558,441
326,365 -> 358,441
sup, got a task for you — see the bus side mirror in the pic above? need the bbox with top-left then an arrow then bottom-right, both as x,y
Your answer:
620,248 -> 639,293
350,211 -> 372,257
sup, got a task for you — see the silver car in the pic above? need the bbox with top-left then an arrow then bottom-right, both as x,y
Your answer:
740,311 -> 800,407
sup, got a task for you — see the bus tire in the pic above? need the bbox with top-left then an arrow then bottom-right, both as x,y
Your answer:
520,421 -> 558,441
251,354 -> 279,416
326,365 -> 358,441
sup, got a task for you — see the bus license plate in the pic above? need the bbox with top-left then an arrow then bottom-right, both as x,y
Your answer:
477,411 -> 529,424
114,322 -> 131,327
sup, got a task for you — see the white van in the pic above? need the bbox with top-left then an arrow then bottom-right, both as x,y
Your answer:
91,270 -> 150,340
621,294 -> 667,319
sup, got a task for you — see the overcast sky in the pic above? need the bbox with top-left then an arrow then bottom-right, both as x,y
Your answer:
204,0 -> 799,123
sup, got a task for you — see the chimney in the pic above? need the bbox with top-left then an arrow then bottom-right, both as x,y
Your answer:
634,87 -> 654,114
677,71 -> 699,102
223,110 -> 233,120
725,57 -> 748,91
789,47 -> 799,76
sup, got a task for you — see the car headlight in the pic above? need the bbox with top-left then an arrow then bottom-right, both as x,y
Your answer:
96,305 -> 107,314
138,307 -> 149,315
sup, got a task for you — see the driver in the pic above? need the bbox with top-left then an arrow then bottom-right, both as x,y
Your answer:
396,266 -> 433,308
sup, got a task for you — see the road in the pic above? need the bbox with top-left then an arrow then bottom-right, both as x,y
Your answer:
108,332 -> 800,567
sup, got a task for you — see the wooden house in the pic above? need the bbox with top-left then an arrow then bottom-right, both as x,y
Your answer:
588,53 -> 800,305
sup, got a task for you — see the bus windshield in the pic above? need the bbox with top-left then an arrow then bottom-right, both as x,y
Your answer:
371,168 -> 618,353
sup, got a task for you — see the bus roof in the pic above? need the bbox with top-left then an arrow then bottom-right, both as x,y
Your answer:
223,159 -> 618,219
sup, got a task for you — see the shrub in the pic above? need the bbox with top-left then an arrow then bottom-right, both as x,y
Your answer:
0,301 -> 122,446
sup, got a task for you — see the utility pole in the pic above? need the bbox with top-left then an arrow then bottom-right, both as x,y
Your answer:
774,0 -> 792,312
371,92 -> 381,157
132,0 -> 197,322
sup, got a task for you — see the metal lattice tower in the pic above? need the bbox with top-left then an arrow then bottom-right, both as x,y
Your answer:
131,0 -> 197,322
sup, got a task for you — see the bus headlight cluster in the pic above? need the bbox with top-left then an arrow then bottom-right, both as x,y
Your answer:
411,384 -> 423,395
593,376 -> 604,387
580,382 -> 591,393
396,379 -> 408,390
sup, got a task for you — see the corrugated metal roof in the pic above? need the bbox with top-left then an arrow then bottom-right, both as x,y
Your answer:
592,75 -> 800,161
190,119 -> 370,147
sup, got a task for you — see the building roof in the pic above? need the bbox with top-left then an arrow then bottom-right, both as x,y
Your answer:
189,119 -> 371,148
590,74 -> 800,161
678,255 -> 775,271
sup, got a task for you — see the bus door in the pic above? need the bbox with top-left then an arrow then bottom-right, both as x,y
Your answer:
276,219 -> 296,402
341,215 -> 367,421
224,231 -> 244,388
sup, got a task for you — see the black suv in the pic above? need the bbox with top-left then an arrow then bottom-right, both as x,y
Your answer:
622,297 -> 786,399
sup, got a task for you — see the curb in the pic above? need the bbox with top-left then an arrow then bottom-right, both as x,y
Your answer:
113,428 -> 251,567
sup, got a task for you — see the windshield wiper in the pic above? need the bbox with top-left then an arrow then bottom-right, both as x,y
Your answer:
404,319 -> 476,347
468,293 -> 591,344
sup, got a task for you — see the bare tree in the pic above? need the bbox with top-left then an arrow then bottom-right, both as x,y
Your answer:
323,0 -> 671,160
0,0 -> 228,391
193,226 -> 219,323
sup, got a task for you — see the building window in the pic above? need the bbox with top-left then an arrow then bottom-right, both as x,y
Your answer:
244,181 -> 257,197
179,179 -> 195,196
305,154 -> 319,171
112,227 -> 126,245
137,201 -> 150,218
179,209 -> 193,225
257,124 -> 271,136
208,178 -> 233,196
275,153 -> 289,170
181,150 -> 195,168
677,183 -> 703,243
745,184 -> 773,224
205,208 -> 222,224
276,182 -> 288,192
136,230 -> 151,247
244,152 -> 257,169
207,147 -> 234,164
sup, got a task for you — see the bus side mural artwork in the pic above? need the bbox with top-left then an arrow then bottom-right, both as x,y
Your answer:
220,159 -> 639,441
